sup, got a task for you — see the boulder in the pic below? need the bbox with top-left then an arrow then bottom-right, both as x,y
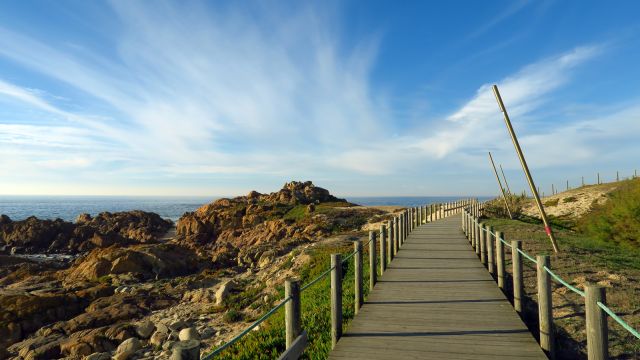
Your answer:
114,337 -> 141,360
178,327 -> 199,341
150,330 -> 168,346
215,281 -> 234,305
136,320 -> 155,338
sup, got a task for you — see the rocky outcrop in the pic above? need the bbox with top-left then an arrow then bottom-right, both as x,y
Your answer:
66,244 -> 200,282
0,211 -> 173,255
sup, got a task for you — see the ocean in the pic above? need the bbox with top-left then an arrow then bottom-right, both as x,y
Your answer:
0,195 -> 492,223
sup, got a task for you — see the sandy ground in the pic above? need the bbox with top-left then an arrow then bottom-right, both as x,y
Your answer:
522,182 -> 619,219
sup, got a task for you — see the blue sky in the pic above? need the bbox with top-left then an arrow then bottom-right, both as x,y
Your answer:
1,0 -> 639,197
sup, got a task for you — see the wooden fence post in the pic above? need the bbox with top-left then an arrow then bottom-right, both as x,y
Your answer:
369,231 -> 376,289
496,231 -> 505,290
512,240 -> 523,314
380,224 -> 387,274
387,221 -> 393,262
537,255 -> 555,359
354,240 -> 363,314
480,223 -> 487,265
585,285 -> 608,360
399,213 -> 404,245
475,219 -> 480,255
394,216 -> 399,253
487,225 -> 495,275
418,205 -> 422,225
330,254 -> 342,349
285,279 -> 302,348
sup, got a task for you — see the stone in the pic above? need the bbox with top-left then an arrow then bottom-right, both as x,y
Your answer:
168,320 -> 187,332
155,323 -> 169,334
85,352 -> 111,360
149,331 -> 167,347
215,281 -> 233,305
200,328 -> 215,339
163,340 -> 176,351
178,327 -> 199,341
136,320 -> 155,339
115,337 -> 141,360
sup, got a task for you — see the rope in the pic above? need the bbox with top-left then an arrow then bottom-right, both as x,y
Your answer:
597,301 -> 640,339
517,247 -> 537,264
300,265 -> 335,292
201,296 -> 291,359
543,265 -> 585,297
500,238 -> 512,248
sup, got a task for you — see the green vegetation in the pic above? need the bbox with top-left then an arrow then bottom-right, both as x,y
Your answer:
223,309 -> 243,323
283,205 -> 308,221
563,196 -> 578,203
209,240 -> 372,359
578,178 -> 640,248
543,198 -> 559,207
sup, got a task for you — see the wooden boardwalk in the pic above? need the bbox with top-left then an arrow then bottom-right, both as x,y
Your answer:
329,215 -> 547,359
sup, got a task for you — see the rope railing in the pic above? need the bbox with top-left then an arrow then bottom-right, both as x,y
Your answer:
597,301 -> 640,339
462,207 -> 640,356
543,265 -> 585,297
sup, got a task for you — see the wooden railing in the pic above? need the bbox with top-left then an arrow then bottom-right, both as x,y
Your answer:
462,207 -> 640,360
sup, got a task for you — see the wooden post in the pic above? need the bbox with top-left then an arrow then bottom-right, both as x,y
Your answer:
598,172 -> 600,185
480,223 -> 487,265
487,225 -> 495,275
496,231 -> 505,290
582,176 -> 585,187
489,152 -> 513,219
394,216 -> 399,253
399,213 -> 404,245
475,220 -> 481,255
331,254 -> 342,349
380,224 -> 387,274
368,231 -> 376,288
537,255 -> 555,358
285,279 -> 302,348
418,205 -> 422,225
354,241 -> 363,314
616,171 -> 619,182
512,240 -> 523,314
566,180 -> 569,191
387,221 -> 393,263
585,285 -> 608,360
493,85 -> 560,253
172,340 -> 200,360
405,210 -> 409,237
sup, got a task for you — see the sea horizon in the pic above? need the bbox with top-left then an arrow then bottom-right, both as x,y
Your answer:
0,195 -> 494,222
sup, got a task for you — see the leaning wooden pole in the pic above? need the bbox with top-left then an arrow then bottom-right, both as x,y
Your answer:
499,164 -> 512,195
492,85 -> 560,253
489,152 -> 513,219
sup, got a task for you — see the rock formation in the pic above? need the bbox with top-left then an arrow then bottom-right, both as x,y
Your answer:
0,211 -> 173,255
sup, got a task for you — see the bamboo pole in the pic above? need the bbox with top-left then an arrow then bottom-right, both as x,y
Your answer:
489,152 -> 513,219
492,85 -> 560,253
499,164 -> 512,195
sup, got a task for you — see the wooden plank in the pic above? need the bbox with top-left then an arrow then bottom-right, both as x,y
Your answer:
278,331 -> 307,360
329,216 -> 546,359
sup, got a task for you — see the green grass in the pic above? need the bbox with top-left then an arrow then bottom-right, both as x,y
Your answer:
283,205 -> 308,221
209,240 -> 374,359
543,198 -> 559,207
578,178 -> 640,248
563,196 -> 578,203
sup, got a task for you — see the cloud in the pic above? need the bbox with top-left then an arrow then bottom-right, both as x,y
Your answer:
0,1 -> 392,183
417,45 -> 603,159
